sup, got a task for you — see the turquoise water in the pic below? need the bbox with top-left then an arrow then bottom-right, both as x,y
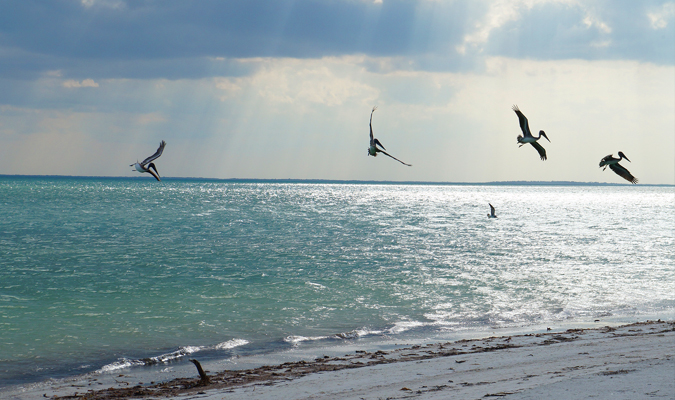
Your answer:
1,176 -> 673,386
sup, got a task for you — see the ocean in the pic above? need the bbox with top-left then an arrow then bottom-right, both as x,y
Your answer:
1,176 -> 673,388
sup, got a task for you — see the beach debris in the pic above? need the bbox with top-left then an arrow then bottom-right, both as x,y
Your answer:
190,359 -> 210,385
599,369 -> 634,376
485,391 -> 517,397
42,320 -> 673,400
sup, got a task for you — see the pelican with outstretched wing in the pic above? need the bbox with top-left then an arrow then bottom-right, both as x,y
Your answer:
488,203 -> 497,218
131,140 -> 166,181
599,152 -> 638,184
368,107 -> 411,166
512,105 -> 550,161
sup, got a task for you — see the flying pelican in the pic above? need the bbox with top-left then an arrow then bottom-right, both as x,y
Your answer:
599,152 -> 638,184
512,105 -> 550,160
368,106 -> 412,166
131,140 -> 166,181
488,203 -> 497,218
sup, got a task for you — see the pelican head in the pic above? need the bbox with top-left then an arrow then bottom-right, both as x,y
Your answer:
539,130 -> 550,142
618,151 -> 630,162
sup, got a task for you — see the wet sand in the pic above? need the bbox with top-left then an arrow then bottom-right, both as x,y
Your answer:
5,320 -> 674,399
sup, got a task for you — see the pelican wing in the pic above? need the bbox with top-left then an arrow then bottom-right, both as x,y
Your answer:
145,167 -> 161,181
148,163 -> 161,180
599,154 -> 614,168
489,203 -> 495,215
374,138 -> 386,150
378,149 -> 411,166
609,163 -> 638,184
512,105 -> 531,137
369,107 -> 377,146
530,141 -> 547,160
141,140 -> 166,166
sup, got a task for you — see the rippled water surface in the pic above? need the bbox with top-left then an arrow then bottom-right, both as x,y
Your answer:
1,177 -> 673,386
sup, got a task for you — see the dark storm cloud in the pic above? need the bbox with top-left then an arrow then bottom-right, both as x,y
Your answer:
0,0 -> 672,83
0,0 -> 470,78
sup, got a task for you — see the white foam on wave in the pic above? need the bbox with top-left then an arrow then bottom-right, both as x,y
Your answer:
284,335 -> 329,345
96,346 -> 204,374
153,346 -> 204,363
215,338 -> 249,350
98,358 -> 146,373
97,338 -> 254,374
97,338 -> 251,374
387,320 -> 425,335
334,327 -> 383,339
305,281 -> 327,290
284,327 -> 384,346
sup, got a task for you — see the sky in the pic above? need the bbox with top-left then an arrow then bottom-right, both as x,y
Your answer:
1,0 -> 673,184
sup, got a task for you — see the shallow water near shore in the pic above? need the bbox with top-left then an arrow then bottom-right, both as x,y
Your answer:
1,176 -> 673,388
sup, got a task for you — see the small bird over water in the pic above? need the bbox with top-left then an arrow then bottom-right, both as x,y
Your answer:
512,105 -> 550,161
599,151 -> 638,184
131,140 -> 166,181
488,203 -> 497,218
368,106 -> 412,166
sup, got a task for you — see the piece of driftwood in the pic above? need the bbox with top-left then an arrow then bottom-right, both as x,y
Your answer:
190,359 -> 210,385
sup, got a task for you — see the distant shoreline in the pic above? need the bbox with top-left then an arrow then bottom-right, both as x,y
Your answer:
1,175 -> 672,187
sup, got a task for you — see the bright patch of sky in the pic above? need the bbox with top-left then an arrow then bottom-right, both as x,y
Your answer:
1,0 -> 673,183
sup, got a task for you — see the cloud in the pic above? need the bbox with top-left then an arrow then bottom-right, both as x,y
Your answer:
1,55 -> 672,183
80,0 -> 124,8
456,0 -> 525,54
648,2 -> 675,29
240,57 -> 379,107
62,78 -> 99,88
1,0 -> 672,84
0,1 -> 673,184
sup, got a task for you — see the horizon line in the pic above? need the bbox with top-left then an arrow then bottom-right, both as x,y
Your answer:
1,174 -> 672,187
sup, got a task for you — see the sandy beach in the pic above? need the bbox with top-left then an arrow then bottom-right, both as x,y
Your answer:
4,320 -> 673,400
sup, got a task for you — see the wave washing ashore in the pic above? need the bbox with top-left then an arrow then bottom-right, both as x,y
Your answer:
1,177 -> 673,395
7,320 -> 675,399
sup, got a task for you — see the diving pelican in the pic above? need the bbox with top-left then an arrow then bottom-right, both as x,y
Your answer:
368,107 -> 412,166
131,140 -> 166,181
488,203 -> 497,218
512,105 -> 550,160
599,152 -> 638,184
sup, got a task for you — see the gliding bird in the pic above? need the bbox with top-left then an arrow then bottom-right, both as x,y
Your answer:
512,105 -> 550,160
599,152 -> 638,184
368,107 -> 412,166
131,140 -> 166,181
488,203 -> 497,218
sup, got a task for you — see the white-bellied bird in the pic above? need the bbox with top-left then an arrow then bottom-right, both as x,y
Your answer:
368,107 -> 411,166
488,203 -> 497,218
512,105 -> 550,161
599,152 -> 638,184
131,140 -> 166,181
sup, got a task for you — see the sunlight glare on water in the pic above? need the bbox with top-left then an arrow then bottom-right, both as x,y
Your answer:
0,177 -> 673,385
